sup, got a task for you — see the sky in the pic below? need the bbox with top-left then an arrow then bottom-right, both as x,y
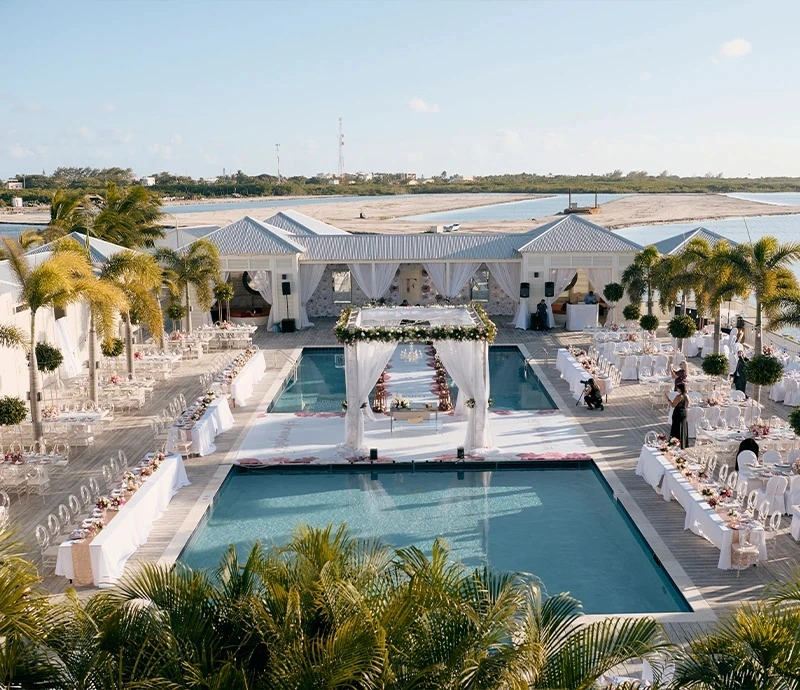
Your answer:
2,0 -> 799,180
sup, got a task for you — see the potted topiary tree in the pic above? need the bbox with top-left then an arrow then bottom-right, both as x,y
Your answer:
744,354 -> 784,412
789,407 -> 800,440
213,282 -> 235,323
603,282 -> 624,325
701,352 -> 729,397
0,395 -> 27,428
667,315 -> 696,355
101,338 -> 125,358
166,303 -> 187,332
639,314 -> 659,335
622,303 -> 641,324
32,342 -> 63,373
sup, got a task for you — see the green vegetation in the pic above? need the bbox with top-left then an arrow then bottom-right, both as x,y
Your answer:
100,337 -> 124,358
701,353 -> 729,378
622,245 -> 661,316
622,303 -> 641,321
5,167 -> 800,206
32,341 -> 63,373
744,354 -> 785,407
639,314 -> 660,333
213,281 -> 235,322
0,395 -> 27,426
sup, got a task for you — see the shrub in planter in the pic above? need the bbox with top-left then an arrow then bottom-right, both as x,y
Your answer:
622,304 -> 641,322
213,282 -> 235,303
603,282 -> 624,304
701,353 -> 729,377
639,314 -> 660,333
0,396 -> 27,426
166,303 -> 186,321
744,354 -> 783,388
101,338 -> 125,358
29,341 -> 63,372
790,407 -> 800,438
667,315 -> 697,340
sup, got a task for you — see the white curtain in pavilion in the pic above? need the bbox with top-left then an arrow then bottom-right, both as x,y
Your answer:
433,339 -> 493,451
249,271 -> 275,328
55,318 -> 81,379
348,263 -> 399,300
584,267 -> 612,322
299,264 -> 327,329
343,341 -> 397,450
423,262 -> 481,298
487,262 -> 528,329
546,269 -> 577,328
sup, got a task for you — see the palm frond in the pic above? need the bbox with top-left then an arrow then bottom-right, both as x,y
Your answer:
0,324 -> 28,350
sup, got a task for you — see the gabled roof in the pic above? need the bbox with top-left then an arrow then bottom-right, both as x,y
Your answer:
201,216 -> 306,255
517,215 -> 642,253
653,227 -> 737,255
263,209 -> 351,236
26,232 -> 131,264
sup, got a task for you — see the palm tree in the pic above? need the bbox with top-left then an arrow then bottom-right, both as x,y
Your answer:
155,240 -> 221,334
0,325 -> 28,350
99,251 -> 164,378
714,237 -> 800,355
1,238 -> 122,444
621,245 -> 662,317
90,182 -> 164,248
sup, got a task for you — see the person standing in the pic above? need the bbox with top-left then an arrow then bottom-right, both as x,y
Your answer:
536,299 -> 549,330
732,349 -> 749,397
670,361 -> 688,390
666,382 -> 689,449
584,290 -> 598,305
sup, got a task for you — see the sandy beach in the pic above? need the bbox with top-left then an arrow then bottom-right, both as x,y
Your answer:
1,192 -> 797,234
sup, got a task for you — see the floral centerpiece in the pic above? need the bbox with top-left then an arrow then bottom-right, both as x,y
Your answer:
122,471 -> 140,492
705,395 -> 723,407
41,405 -> 59,420
85,517 -> 105,536
170,331 -> 185,341
4,451 -> 22,464
763,345 -> 775,356
749,422 -> 770,439
110,494 -> 126,509
109,374 -> 121,385
391,395 -> 410,409
134,351 -> 143,360
793,458 -> 800,475
96,496 -> 111,509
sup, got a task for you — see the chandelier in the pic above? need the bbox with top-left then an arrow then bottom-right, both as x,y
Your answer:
399,343 -> 422,363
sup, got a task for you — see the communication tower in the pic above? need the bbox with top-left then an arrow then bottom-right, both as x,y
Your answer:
275,143 -> 281,183
338,117 -> 345,182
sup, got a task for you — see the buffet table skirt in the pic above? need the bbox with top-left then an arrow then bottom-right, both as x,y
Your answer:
229,350 -> 266,407
166,396 -> 234,456
55,454 -> 189,585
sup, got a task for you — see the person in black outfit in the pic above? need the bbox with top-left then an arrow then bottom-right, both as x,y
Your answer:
583,378 -> 604,410
666,382 -> 689,449
732,350 -> 749,397
535,299 -> 549,330
735,437 -> 760,471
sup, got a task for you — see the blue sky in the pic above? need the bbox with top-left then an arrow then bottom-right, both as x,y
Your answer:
2,0 -> 798,179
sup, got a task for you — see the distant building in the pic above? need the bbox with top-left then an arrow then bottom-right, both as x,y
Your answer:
406,179 -> 419,186
4,179 -> 23,190
451,175 -> 474,182
200,177 -> 218,184
11,197 -> 23,207
139,176 -> 156,187
399,172 -> 417,181
328,178 -> 340,185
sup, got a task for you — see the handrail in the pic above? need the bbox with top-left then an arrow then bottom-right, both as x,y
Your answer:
530,347 -> 549,366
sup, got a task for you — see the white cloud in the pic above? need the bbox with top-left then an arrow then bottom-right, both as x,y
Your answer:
148,143 -> 173,159
716,37 -> 752,60
9,143 -> 33,159
497,128 -> 523,153
103,103 -> 116,113
640,71 -> 652,81
409,97 -> 440,114
170,134 -> 183,145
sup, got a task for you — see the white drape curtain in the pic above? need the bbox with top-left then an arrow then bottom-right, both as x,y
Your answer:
584,267 -> 612,323
343,342 -> 397,450
56,318 -> 81,378
546,269 -> 577,328
348,263 -> 399,300
487,262 -> 527,329
249,270 -> 275,328
298,264 -> 327,329
433,339 -> 493,451
423,262 -> 481,298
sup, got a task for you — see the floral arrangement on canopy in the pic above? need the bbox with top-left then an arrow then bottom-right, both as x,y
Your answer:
334,303 -> 497,345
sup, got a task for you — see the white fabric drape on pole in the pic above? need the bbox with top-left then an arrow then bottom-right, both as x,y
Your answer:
433,339 -> 493,451
348,263 -> 399,301
343,342 -> 397,450
546,269 -> 577,328
487,262 -> 527,329
423,262 -> 481,298
298,264 -> 327,329
55,318 -> 81,379
584,267 -> 612,323
249,271 -> 275,328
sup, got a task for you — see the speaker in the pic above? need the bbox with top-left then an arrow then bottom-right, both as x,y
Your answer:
281,318 -> 296,333
544,281 -> 555,298
519,282 -> 530,299
281,281 -> 291,296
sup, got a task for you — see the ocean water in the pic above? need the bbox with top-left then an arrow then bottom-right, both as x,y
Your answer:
164,194 -> 406,215
726,192 -> 800,206
179,466 -> 689,614
401,193 -> 628,223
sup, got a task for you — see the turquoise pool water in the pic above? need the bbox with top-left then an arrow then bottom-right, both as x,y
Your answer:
269,346 -> 556,413
179,465 -> 689,614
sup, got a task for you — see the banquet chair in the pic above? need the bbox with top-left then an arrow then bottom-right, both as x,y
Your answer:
731,529 -> 760,576
746,489 -> 759,512
765,512 -> 783,556
88,477 -> 101,501
718,464 -> 729,484
621,356 -> 639,381
68,494 -> 81,523
57,503 -> 74,535
790,490 -> 800,541
770,377 -> 787,402
742,404 -> 760,426
788,449 -> 800,466
785,476 -> 800,515
724,407 -> 741,428
172,430 -> 194,459
118,450 -> 128,470
653,355 -> 669,376
687,391 -> 702,405
756,476 -> 788,516
737,450 -> 758,469
762,449 -> 782,466
705,406 -> 721,429
0,466 -> 28,495
101,464 -> 114,491
674,352 -> 686,367
730,390 -> 746,403
707,456 -> 717,475
46,514 -> 61,543
784,379 -> 800,407
639,354 -> 654,378
78,486 -> 91,512
25,466 -> 49,497
727,470 -> 740,492
687,407 -> 704,440
35,525 -> 60,569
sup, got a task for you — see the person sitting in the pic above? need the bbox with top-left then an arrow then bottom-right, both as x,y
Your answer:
670,361 -> 688,390
400,299 -> 410,307
583,378 -> 604,410
735,437 -> 760,471
535,299 -> 549,330
584,290 -> 598,305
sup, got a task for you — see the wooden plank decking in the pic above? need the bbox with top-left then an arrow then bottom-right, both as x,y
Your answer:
4,319 -> 799,644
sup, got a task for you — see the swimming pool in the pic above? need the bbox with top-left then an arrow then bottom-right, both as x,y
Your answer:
268,346 -> 556,413
179,463 -> 689,614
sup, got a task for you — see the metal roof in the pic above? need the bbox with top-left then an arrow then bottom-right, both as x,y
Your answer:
653,227 -> 737,255
263,209 -> 351,236
297,233 -> 530,262
26,232 -> 131,264
202,216 -> 306,255
517,216 -> 642,253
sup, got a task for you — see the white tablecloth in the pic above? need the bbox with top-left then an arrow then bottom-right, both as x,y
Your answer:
565,304 -> 598,331
55,454 -> 189,585
635,444 -> 669,490
556,348 -> 613,400
648,445 -> 767,569
166,396 -> 234,456
229,350 -> 266,407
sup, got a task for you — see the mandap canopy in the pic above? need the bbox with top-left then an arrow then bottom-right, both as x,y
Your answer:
335,305 -> 497,453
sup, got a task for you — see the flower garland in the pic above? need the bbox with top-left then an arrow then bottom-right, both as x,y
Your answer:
334,304 -> 497,345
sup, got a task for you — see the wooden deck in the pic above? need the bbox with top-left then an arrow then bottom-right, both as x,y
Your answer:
5,318 -> 799,643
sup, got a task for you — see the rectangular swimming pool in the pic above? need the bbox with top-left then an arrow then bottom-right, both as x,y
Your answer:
179,464 -> 689,614
269,346 -> 556,413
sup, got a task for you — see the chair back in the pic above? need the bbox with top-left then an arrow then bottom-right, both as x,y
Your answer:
80,484 -> 92,508
705,406 -> 721,428
68,494 -> 81,517
765,475 -> 788,499
730,390 -> 746,402
35,525 -> 48,549
762,449 -> 782,466
724,407 -> 741,427
769,511 -> 782,532
718,464 -> 729,483
737,450 -> 758,467
654,355 -> 669,375
727,470 -> 739,491
644,431 -> 659,447
747,489 -> 759,511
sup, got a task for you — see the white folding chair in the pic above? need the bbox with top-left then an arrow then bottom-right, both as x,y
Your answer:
756,476 -> 788,516
730,390 -> 747,402
737,450 -> 758,468
724,406 -> 741,428
35,525 -> 59,568
762,449 -> 782,466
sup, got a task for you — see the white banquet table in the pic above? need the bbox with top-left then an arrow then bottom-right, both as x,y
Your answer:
228,350 -> 266,407
55,454 -> 189,585
166,396 -> 234,456
556,348 -> 613,400
565,303 -> 598,331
